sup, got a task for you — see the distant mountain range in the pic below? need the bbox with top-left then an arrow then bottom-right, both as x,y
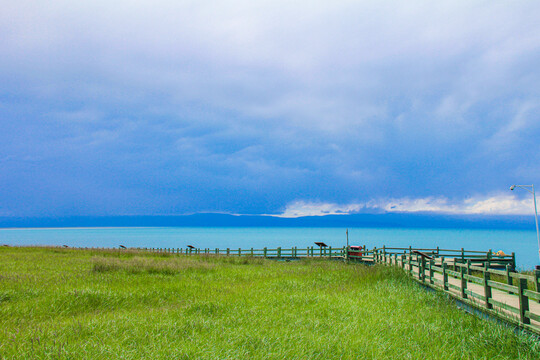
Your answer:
0,213 -> 535,230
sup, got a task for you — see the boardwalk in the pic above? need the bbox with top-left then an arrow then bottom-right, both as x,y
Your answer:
405,258 -> 540,329
369,252 -> 540,335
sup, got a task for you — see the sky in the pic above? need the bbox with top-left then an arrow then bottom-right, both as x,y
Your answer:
1,1 -> 540,218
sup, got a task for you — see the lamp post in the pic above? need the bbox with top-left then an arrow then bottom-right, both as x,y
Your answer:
510,184 -> 540,268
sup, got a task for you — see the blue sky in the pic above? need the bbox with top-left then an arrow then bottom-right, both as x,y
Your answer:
1,1 -> 540,218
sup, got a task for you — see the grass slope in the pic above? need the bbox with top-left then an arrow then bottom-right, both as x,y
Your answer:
0,247 -> 538,359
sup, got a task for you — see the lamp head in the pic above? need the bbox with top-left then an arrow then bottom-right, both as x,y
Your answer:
510,185 -> 516,191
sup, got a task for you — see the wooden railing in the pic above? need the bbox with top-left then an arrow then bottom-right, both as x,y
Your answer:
130,245 -> 516,268
362,246 -> 516,269
361,247 -> 540,335
134,246 -> 348,258
71,244 -> 539,334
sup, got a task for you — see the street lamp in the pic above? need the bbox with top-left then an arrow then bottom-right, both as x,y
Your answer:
510,184 -> 540,267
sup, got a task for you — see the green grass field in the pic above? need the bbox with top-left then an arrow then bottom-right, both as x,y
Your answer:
0,247 -> 539,359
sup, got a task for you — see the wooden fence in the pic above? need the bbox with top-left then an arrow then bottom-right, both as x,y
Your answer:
69,244 -> 539,334
134,246 -> 348,258
358,246 -> 540,335
132,245 -> 515,267
130,244 -> 539,334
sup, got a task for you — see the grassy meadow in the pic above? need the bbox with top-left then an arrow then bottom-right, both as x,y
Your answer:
0,247 -> 539,359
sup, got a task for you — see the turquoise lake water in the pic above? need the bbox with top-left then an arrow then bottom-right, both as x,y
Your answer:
1,227 -> 538,270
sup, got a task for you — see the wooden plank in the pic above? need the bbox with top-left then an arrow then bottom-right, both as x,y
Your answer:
464,289 -> 485,302
510,272 -> 534,281
446,269 -> 460,278
487,268 -> 508,276
469,265 -> 485,272
523,289 -> 540,302
487,280 -> 518,294
488,298 -> 520,314
525,311 -> 540,323
463,274 -> 483,285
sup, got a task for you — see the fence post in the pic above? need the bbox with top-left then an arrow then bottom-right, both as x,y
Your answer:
429,259 -> 434,285
418,256 -> 423,281
511,252 -> 516,270
226,248 -> 230,256
460,264 -> 467,299
534,269 -> 540,296
518,277 -> 530,324
401,253 -> 405,270
264,247 -> 267,258
277,247 -> 281,259
506,264 -> 513,294
238,248 -> 241,256
487,249 -> 492,268
407,246 -> 411,271
329,246 -> 332,258
362,245 -> 366,261
394,253 -> 397,267
483,264 -> 492,309
442,262 -> 449,291
440,255 -> 445,270
383,246 -> 386,264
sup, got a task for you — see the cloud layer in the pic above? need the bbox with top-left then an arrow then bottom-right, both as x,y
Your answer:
1,1 -> 540,216
279,194 -> 535,217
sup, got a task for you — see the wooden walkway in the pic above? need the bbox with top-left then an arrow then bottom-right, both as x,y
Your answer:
407,258 -> 540,329
367,250 -> 540,335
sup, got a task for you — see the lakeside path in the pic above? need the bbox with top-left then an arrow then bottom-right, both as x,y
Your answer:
396,258 -> 540,330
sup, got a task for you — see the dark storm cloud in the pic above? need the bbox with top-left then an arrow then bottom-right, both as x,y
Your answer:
1,1 -> 540,216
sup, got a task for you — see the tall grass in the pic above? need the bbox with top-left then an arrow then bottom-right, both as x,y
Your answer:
0,247 -> 538,359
